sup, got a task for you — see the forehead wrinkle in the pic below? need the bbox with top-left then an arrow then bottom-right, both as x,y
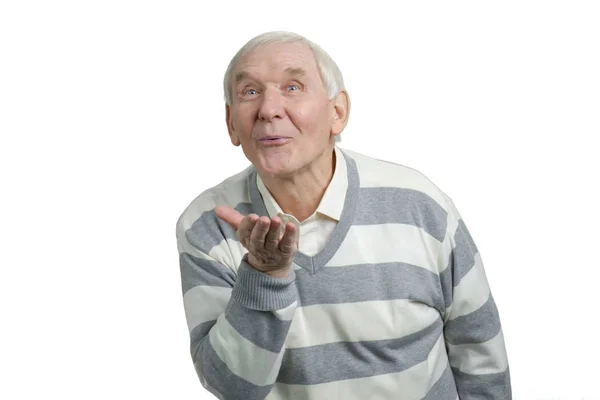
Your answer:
233,66 -> 309,87
235,44 -> 316,81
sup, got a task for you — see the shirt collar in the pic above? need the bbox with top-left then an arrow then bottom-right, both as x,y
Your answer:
256,146 -> 348,222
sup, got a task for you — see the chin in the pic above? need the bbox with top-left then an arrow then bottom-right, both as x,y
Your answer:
259,164 -> 296,179
253,152 -> 294,175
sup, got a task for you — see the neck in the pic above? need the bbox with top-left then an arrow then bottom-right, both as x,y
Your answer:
259,145 -> 336,222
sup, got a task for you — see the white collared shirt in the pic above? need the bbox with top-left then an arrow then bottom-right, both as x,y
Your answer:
256,146 -> 348,257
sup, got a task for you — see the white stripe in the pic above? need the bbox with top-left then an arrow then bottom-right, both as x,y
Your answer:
268,334 -> 448,400
207,238 -> 248,273
447,330 -> 509,375
272,300 -> 297,321
444,208 -> 460,241
286,299 -> 440,349
209,314 -> 283,386
178,166 -> 252,230
183,285 -> 231,332
449,253 -> 491,319
343,148 -> 448,208
329,224 -> 442,273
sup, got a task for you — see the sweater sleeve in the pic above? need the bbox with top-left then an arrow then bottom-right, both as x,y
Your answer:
440,197 -> 512,399
177,217 -> 298,400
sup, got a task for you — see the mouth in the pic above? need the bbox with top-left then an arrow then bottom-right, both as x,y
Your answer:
259,136 -> 288,141
257,137 -> 291,146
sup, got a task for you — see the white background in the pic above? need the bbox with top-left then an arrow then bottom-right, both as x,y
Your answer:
1,1 -> 599,399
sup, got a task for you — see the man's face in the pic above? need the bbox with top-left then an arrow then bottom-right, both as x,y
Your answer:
226,42 -> 337,178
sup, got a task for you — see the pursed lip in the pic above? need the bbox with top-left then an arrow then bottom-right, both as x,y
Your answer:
257,136 -> 291,141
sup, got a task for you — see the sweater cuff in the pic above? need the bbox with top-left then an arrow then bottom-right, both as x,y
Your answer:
231,255 -> 297,311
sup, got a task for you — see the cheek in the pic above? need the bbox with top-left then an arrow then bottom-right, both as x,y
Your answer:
290,103 -> 329,133
233,109 -> 255,136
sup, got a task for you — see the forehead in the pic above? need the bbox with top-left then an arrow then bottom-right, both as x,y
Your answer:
234,42 -> 320,80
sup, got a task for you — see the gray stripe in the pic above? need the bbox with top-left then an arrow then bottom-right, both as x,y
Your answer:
444,295 -> 501,345
439,218 -> 481,310
197,336 -> 273,400
422,362 -> 458,400
438,262 -> 453,310
294,262 -> 445,314
180,253 -> 236,294
452,366 -> 512,399
190,319 -> 216,358
355,187 -> 447,242
185,203 -> 253,253
231,259 -> 298,311
451,219 -> 479,285
277,318 -> 443,385
225,298 -> 293,354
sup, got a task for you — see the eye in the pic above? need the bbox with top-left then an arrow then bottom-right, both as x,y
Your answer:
287,84 -> 300,91
245,88 -> 258,95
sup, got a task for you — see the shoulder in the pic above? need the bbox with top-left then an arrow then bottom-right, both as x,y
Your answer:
340,147 -> 451,210
176,164 -> 254,235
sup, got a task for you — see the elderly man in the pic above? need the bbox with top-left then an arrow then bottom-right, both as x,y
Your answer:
176,31 -> 511,399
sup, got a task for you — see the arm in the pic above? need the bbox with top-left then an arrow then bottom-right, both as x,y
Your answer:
440,197 -> 512,399
177,213 -> 298,400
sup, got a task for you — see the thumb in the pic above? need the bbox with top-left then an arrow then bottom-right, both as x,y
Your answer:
214,205 -> 244,231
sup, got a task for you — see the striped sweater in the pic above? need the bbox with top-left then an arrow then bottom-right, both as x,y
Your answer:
176,147 -> 511,399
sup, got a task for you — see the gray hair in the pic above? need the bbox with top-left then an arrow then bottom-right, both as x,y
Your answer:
223,31 -> 345,143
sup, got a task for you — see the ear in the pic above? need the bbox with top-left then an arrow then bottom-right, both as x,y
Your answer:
226,103 -> 241,146
331,90 -> 350,137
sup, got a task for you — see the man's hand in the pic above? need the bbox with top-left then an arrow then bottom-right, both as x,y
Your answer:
215,205 -> 298,278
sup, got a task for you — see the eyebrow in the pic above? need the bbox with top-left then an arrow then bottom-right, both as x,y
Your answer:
234,67 -> 307,84
234,71 -> 251,84
284,67 -> 307,78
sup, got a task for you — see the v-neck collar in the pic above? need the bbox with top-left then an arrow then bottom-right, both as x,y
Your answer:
248,147 -> 360,275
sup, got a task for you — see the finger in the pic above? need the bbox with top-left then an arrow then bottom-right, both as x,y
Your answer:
279,222 -> 298,255
249,216 -> 270,250
214,205 -> 244,231
237,214 -> 259,244
264,217 -> 283,251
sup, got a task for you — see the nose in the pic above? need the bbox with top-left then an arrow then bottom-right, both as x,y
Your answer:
258,87 -> 284,121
